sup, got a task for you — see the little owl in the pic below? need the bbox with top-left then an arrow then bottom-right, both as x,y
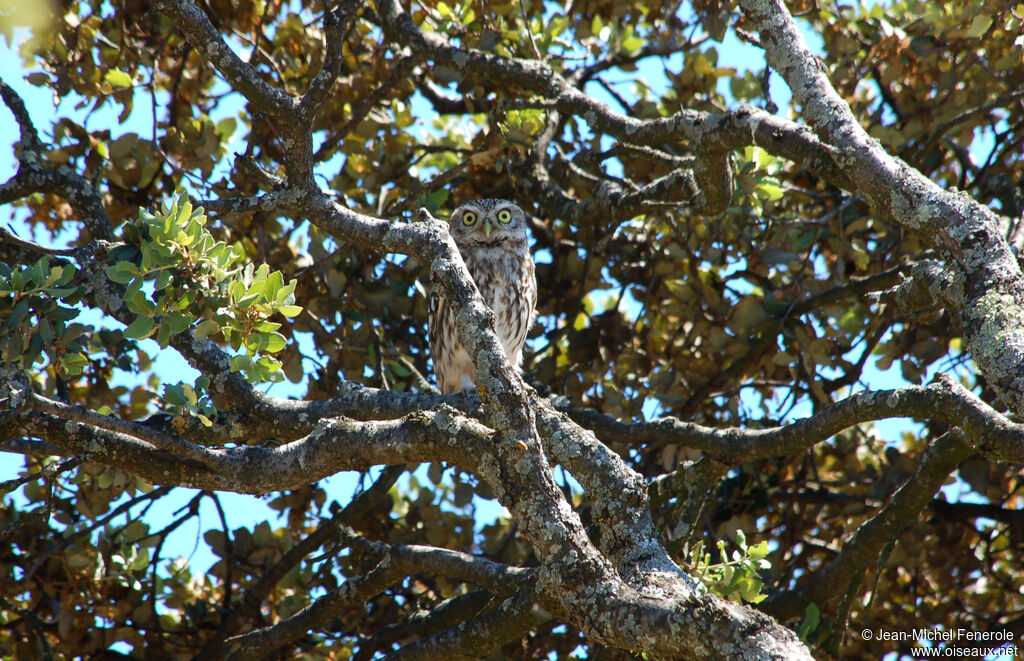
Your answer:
429,199 -> 537,393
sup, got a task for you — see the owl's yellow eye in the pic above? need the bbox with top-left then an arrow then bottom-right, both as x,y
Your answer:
462,211 -> 477,226
497,209 -> 513,224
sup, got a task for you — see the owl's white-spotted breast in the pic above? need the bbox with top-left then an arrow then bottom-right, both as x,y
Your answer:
429,199 -> 537,393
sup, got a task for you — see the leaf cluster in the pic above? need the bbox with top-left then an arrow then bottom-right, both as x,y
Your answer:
104,195 -> 301,385
688,530 -> 771,605
0,258 -> 87,376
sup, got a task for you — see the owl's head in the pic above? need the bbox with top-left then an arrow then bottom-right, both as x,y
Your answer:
448,199 -> 529,246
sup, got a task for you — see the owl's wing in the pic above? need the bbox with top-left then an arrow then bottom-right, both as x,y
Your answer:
529,258 -> 538,314
429,290 -> 465,393
428,291 -> 441,349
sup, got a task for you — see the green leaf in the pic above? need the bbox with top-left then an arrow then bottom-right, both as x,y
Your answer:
124,274 -> 144,298
798,603 -> 820,640
154,269 -> 173,292
9,298 -> 30,326
157,321 -> 172,348
163,311 -> 193,334
125,288 -> 156,316
104,69 -> 133,88
229,280 -> 245,303
244,334 -> 262,352
757,181 -> 784,201
106,261 -> 139,285
243,280 -> 265,302
44,266 -> 63,288
621,34 -> 643,53
277,305 -> 303,318
747,541 -> 771,561
182,383 -> 198,406
62,352 -> 89,368
162,206 -> 176,236
39,319 -> 54,344
124,317 -> 155,339
264,270 -> 283,302
216,117 -> 237,138
97,469 -> 116,489
967,14 -> 993,38
261,332 -> 287,353
195,318 -> 221,339
255,320 -> 281,332
47,286 -> 78,299
255,355 -> 283,379
227,328 -> 243,351
236,292 -> 261,308
130,551 -> 150,571
164,384 -> 187,407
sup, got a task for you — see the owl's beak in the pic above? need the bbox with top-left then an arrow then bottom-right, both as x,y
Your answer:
482,219 -> 493,237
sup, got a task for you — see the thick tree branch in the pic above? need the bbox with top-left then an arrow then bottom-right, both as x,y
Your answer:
0,406 -> 490,493
651,457 -> 730,554
22,389 -> 216,466
0,227 -> 79,265
549,375 -> 1024,465
533,398 -> 691,584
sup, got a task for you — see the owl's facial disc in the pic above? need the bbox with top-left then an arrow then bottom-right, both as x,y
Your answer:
450,201 -> 526,247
